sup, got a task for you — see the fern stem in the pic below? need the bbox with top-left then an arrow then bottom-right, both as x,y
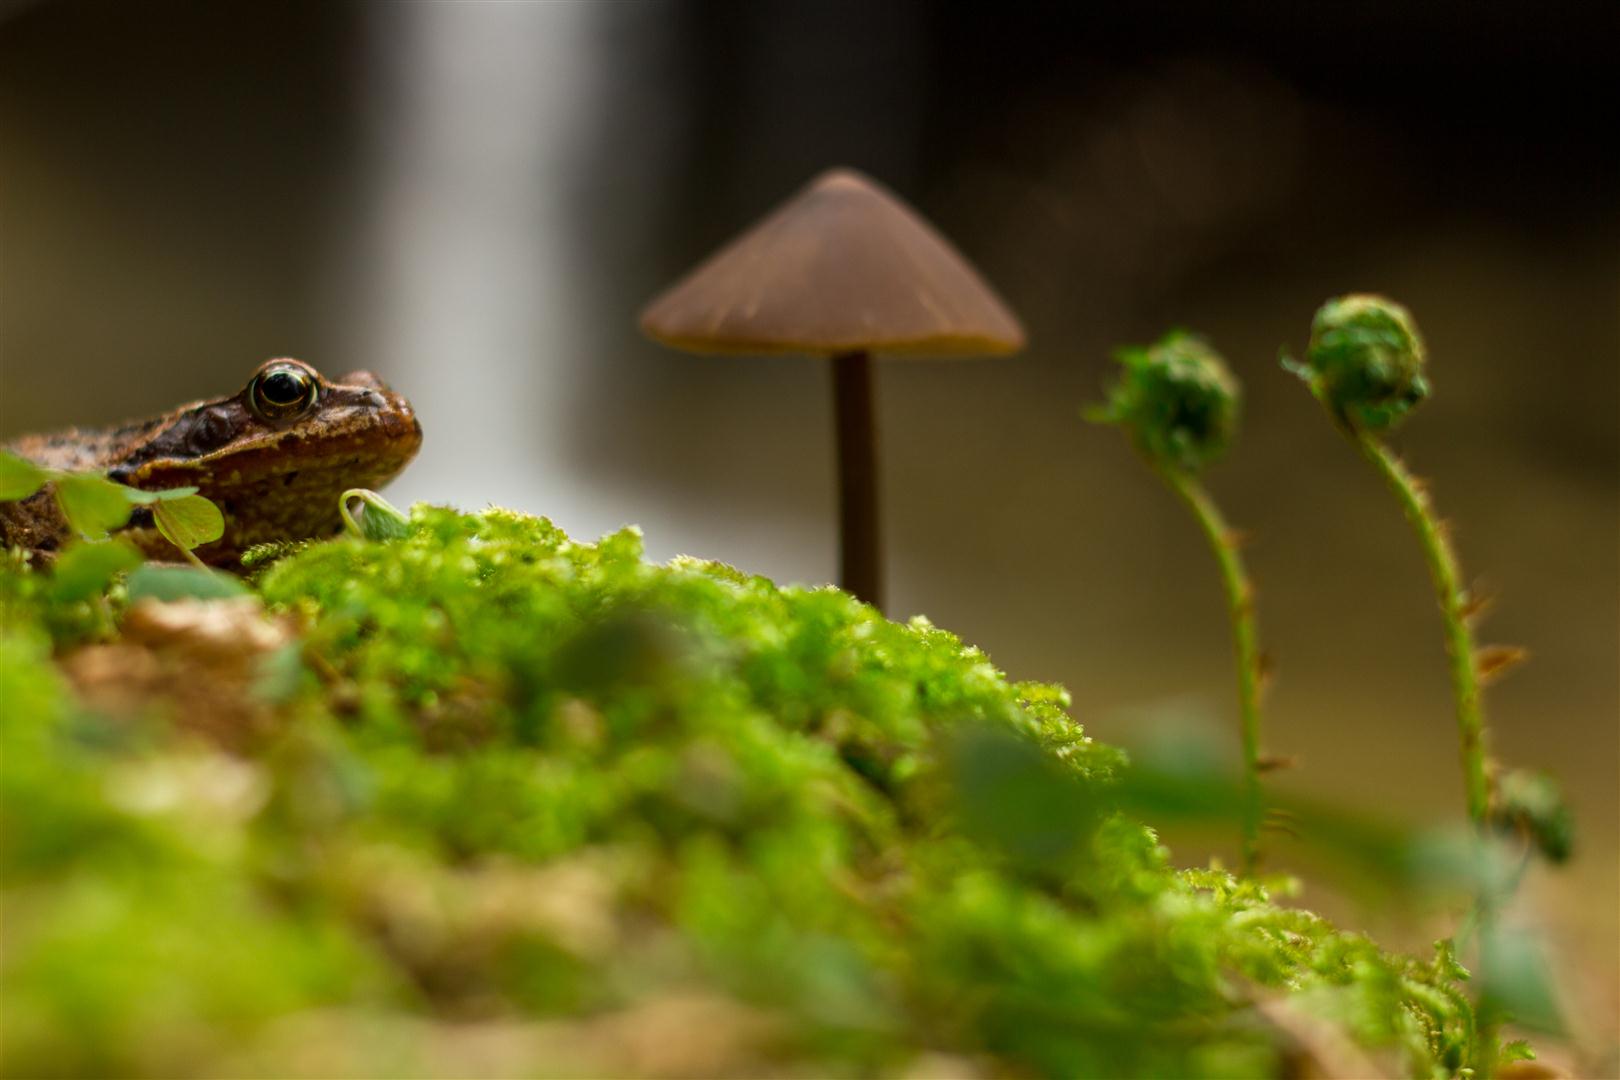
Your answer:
1353,433 -> 1489,825
1160,466 -> 1265,873
1354,433 -> 1500,1074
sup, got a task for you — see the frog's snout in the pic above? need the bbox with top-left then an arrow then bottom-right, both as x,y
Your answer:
337,370 -> 390,391
394,407 -> 424,444
380,395 -> 423,447
326,370 -> 419,449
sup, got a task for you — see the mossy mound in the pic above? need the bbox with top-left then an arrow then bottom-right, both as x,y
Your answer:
0,507 -> 1482,1077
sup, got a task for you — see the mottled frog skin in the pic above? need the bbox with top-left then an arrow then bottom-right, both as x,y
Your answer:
1,359 -> 422,565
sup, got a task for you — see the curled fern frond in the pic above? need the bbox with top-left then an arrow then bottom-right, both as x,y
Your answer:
1288,294 -> 1429,431
1089,331 -> 1239,473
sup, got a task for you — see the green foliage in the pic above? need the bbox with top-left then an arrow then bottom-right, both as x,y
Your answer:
117,484 -> 199,505
1088,330 -> 1239,473
0,506 -> 1498,1077
0,544 -> 125,645
1287,294 -> 1429,431
339,487 -> 410,541
125,563 -> 251,603
46,540 -> 142,606
0,452 -> 49,500
1478,923 -> 1563,1036
0,450 -> 226,564
1489,769 -> 1573,865
52,472 -> 137,541
152,493 -> 225,556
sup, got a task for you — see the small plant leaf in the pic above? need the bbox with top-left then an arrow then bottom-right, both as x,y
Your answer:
153,494 -> 225,553
1499,1040 -> 1535,1065
1431,938 -> 1469,983
0,451 -> 50,501
1479,925 -> 1565,1034
126,563 -> 250,602
1474,644 -> 1528,685
120,485 -> 199,505
54,473 -> 136,540
47,539 -> 143,604
340,488 -> 409,541
253,642 -> 308,705
1489,769 -> 1573,864
1278,348 -> 1312,381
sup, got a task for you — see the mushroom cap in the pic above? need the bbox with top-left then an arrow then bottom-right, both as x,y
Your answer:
639,168 -> 1026,358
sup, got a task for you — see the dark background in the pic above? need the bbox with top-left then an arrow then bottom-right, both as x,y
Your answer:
2,0 -> 1615,1050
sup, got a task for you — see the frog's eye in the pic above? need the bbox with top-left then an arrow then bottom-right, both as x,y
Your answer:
249,362 -> 318,422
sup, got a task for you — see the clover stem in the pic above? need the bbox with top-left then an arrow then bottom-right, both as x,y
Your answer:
175,544 -> 209,571
1353,433 -> 1489,825
1159,466 -> 1265,874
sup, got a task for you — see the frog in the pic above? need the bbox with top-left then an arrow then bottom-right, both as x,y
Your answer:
1,358 -> 422,566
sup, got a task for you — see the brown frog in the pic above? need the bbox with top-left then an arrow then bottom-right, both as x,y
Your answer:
1,359 -> 422,565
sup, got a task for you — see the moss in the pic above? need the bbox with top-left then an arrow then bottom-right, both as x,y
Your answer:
0,506 -> 1487,1077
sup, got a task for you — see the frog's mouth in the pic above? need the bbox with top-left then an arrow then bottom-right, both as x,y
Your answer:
136,419 -> 422,556
208,407 -> 422,491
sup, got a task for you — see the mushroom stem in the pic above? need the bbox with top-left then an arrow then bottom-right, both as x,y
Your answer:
832,350 -> 882,608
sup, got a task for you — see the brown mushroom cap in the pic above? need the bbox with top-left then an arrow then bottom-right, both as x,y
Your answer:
639,168 -> 1026,358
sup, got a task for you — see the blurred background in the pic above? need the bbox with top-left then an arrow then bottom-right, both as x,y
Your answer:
2,0 -> 1615,1051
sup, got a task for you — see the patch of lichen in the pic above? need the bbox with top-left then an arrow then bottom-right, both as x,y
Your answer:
0,507 -> 1483,1077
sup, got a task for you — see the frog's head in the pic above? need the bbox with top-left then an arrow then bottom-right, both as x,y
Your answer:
111,358 -> 423,557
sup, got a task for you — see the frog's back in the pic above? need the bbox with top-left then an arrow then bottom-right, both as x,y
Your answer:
6,418 -> 171,475
1,419 -> 165,558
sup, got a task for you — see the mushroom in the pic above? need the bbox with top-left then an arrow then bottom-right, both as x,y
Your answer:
638,167 -> 1025,610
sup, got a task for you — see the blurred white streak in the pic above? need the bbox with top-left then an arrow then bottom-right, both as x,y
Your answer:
346,0 -> 608,535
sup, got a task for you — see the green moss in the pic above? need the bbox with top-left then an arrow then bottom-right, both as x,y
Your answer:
0,506 -> 1489,1076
